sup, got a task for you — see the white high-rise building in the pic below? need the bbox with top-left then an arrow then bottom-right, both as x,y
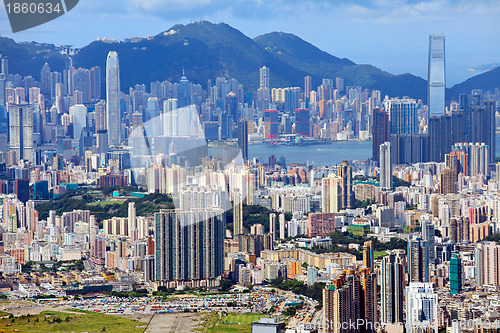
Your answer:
260,66 -> 270,89
385,98 -> 419,135
475,242 -> 500,287
163,98 -> 178,137
106,51 -> 121,145
233,189 -> 243,237
321,175 -> 341,213
380,141 -> 392,189
279,213 -> 286,240
405,282 -> 438,333
69,104 -> 87,142
269,213 -> 276,242
128,202 -> 136,232
9,104 -> 33,162
428,34 -> 446,117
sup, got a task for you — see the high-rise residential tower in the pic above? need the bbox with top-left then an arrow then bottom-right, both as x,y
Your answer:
428,34 -> 446,117
304,76 -> 312,100
408,238 -> 429,283
422,220 -> 435,264
106,51 -> 121,146
233,189 -> 243,237
321,175 -> 342,213
381,251 -> 404,324
339,160 -> 354,209
237,119 -> 248,161
363,240 -> 374,271
475,241 -> 500,287
9,104 -> 34,162
385,98 -> 419,135
154,208 -> 225,285
405,282 -> 438,333
372,108 -> 389,163
380,142 -> 392,189
260,66 -> 270,89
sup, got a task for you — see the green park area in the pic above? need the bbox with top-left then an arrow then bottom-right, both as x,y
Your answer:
203,312 -> 264,333
0,310 -> 145,333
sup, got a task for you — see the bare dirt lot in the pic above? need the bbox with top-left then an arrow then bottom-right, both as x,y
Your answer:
145,312 -> 201,333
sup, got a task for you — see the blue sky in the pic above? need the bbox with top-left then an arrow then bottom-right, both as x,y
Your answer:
0,0 -> 499,86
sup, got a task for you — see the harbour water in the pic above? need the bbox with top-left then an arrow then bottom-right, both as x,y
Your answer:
249,141 -> 372,166
249,135 -> 500,166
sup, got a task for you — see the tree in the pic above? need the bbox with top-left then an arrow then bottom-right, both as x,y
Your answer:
219,279 -> 233,292
283,306 -> 297,317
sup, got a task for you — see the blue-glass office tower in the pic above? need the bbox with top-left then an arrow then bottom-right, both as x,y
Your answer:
177,74 -> 191,108
428,34 -> 446,117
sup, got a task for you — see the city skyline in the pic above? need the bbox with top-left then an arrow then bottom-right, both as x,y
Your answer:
0,1 -> 499,331
0,0 -> 498,86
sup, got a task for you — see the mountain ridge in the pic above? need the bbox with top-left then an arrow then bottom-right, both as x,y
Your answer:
0,21 -> 497,102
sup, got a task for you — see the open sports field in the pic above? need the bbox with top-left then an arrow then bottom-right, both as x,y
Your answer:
205,312 -> 263,333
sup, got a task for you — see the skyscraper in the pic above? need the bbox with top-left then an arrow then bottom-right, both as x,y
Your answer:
439,169 -> 454,194
260,66 -> 270,89
279,213 -> 286,240
372,108 -> 389,163
405,282 -> 438,333
163,98 -> 178,137
177,73 -> 191,108
0,73 -> 5,107
460,94 -> 472,141
335,77 -> 344,92
304,76 -> 312,100
40,62 -> 51,96
381,251 -> 404,324
95,101 -> 108,154
237,119 -> 248,161
450,253 -> 462,295
339,161 -> 354,209
323,269 -> 377,333
9,104 -> 34,162
385,98 -> 419,135
269,213 -> 276,242
484,100 -> 496,164
363,241 -> 374,271
475,242 -> 500,287
322,175 -> 342,213
264,109 -> 279,140
69,104 -> 87,142
295,109 -> 310,137
422,220 -> 435,264
1,57 -> 8,78
233,189 -> 243,237
154,208 -> 224,285
408,238 -> 429,283
379,142 -> 392,189
428,34 -> 446,117
106,51 -> 121,146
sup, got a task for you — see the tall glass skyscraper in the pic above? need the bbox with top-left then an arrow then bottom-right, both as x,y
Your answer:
106,51 -> 121,146
428,34 -> 446,117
